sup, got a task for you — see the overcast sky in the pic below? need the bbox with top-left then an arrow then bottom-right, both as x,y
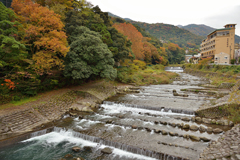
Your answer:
89,0 -> 240,37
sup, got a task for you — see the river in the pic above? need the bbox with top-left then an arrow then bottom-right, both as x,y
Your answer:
0,68 -> 232,160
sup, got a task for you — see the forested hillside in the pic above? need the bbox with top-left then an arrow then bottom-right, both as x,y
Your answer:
110,17 -> 185,65
1,0 -> 184,105
179,24 -> 240,43
129,21 -> 203,49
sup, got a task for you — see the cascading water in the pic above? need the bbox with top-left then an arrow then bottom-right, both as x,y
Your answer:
0,72 -> 232,160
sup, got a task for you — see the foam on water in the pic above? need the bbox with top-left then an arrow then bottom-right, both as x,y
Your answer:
101,103 -> 193,117
22,129 -> 157,160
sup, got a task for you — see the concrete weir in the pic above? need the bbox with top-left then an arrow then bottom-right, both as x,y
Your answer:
0,72 -> 235,160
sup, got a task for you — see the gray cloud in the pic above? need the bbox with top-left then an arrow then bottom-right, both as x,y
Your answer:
204,5 -> 240,35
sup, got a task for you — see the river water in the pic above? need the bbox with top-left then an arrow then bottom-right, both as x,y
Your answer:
0,68 -> 231,160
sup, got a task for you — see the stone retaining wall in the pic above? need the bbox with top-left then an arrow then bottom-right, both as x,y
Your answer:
0,81 -> 131,141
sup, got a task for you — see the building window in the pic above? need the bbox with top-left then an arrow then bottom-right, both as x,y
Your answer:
215,57 -> 218,60
225,62 -> 227,64
224,57 -> 228,59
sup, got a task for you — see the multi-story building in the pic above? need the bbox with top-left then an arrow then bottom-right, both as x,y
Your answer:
200,24 -> 236,64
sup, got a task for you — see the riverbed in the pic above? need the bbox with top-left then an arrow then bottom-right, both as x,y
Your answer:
0,70 -> 232,160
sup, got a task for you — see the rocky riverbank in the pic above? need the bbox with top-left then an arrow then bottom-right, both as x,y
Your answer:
184,68 -> 240,160
0,80 -> 133,141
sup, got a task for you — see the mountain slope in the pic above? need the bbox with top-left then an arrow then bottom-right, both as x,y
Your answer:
129,21 -> 203,48
108,12 -> 132,21
179,24 -> 240,43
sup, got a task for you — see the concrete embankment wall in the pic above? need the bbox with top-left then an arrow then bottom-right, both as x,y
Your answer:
0,80 -> 130,141
184,68 -> 240,118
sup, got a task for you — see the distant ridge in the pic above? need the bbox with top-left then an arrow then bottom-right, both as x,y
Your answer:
108,12 -> 132,21
179,24 -> 240,43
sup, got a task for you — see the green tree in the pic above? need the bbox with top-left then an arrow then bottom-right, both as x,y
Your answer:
64,26 -> 117,80
0,2 -> 26,73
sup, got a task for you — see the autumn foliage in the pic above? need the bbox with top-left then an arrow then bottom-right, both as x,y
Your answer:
1,79 -> 16,90
113,23 -> 144,59
113,23 -> 165,64
12,0 -> 69,74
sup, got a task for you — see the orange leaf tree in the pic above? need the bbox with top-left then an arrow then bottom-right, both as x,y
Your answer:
113,23 -> 144,60
12,0 -> 69,74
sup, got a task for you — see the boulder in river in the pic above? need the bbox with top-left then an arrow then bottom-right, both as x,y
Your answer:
199,126 -> 206,132
190,125 -> 199,131
132,125 -> 137,129
161,130 -> 168,135
200,137 -> 211,142
213,128 -> 223,134
189,135 -> 200,141
202,118 -> 211,124
83,146 -> 92,151
101,147 -> 113,154
169,132 -> 175,136
207,127 -> 213,133
72,146 -> 81,152
191,117 -> 195,122
195,117 -> 202,122
183,124 -> 190,129
154,129 -> 161,133
82,107 -> 93,113
64,154 -> 73,158
182,117 -> 190,122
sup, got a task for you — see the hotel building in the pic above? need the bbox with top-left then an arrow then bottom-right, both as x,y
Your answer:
200,24 -> 236,64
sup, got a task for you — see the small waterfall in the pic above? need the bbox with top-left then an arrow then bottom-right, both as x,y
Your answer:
30,128 -> 53,138
52,127 -> 187,160
103,101 -> 195,115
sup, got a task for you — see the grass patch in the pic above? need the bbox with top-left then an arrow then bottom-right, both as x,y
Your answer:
0,95 -> 42,110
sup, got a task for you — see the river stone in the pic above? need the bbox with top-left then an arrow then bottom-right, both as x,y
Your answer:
183,124 -> 190,129
213,128 -> 223,134
106,120 -> 112,124
138,127 -> 143,130
72,146 -> 81,152
182,117 -> 190,121
202,118 -> 211,124
207,127 -> 213,133
154,121 -> 159,124
132,125 -> 137,129
190,125 -> 199,131
154,129 -> 161,133
229,121 -> 234,127
195,117 -> 202,122
119,115 -> 124,118
222,120 -> 229,126
183,134 -> 189,139
69,112 -> 77,116
64,154 -> 73,158
169,123 -> 176,127
211,119 -> 216,124
101,147 -> 113,154
83,146 -> 92,151
200,137 -> 211,142
182,94 -> 188,97
189,135 -> 200,141
169,132 -> 175,136
161,130 -> 168,135
162,122 -> 167,125
78,115 -> 84,119
199,126 -> 206,132
145,128 -> 151,132
82,107 -> 93,112
216,120 -> 223,125
191,117 -> 195,122
73,157 -> 85,160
